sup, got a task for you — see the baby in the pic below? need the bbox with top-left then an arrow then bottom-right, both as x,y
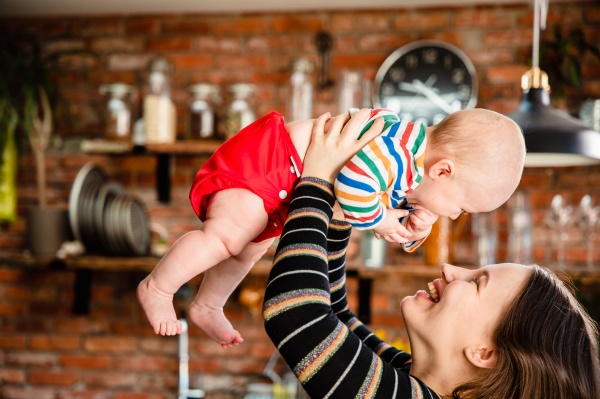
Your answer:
137,107 -> 525,347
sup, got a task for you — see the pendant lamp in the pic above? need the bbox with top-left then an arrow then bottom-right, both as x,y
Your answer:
507,0 -> 600,167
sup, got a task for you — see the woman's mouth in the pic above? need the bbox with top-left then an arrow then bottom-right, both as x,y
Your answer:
427,281 -> 439,303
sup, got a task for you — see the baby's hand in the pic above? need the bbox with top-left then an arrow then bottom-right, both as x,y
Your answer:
405,205 -> 438,240
373,209 -> 413,243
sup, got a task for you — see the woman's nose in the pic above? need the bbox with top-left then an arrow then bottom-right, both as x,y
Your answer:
441,263 -> 469,283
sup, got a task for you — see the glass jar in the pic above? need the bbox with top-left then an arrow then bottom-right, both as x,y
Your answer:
99,83 -> 134,141
143,57 -> 177,144
288,58 -> 313,122
337,70 -> 363,114
188,84 -> 219,140
222,83 -> 256,140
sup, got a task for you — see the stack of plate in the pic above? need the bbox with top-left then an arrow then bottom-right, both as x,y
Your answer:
68,163 -> 151,256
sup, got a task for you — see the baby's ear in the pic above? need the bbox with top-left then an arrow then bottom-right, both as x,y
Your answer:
464,345 -> 496,369
428,158 -> 455,179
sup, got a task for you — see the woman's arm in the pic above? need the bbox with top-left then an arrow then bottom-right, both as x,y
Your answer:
326,220 -> 411,369
263,111 -> 439,399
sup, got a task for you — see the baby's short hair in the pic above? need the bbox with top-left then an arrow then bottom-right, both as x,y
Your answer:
428,108 -> 525,169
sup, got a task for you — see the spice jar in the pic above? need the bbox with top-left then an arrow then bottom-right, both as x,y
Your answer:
143,58 -> 177,144
288,58 -> 314,122
99,83 -> 134,141
188,84 -> 219,140
222,83 -> 256,140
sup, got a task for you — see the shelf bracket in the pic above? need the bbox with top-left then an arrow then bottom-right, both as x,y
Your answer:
156,153 -> 171,203
73,269 -> 92,315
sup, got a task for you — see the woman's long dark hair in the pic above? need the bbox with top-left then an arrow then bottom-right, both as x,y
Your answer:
453,264 -> 600,399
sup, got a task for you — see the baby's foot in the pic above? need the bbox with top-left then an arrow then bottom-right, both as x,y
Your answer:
188,301 -> 244,348
137,277 -> 182,336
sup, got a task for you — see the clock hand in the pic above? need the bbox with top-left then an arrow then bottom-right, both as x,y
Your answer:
411,79 -> 456,114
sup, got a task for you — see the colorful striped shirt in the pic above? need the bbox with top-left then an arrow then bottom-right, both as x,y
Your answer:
263,177 -> 442,399
334,108 -> 426,232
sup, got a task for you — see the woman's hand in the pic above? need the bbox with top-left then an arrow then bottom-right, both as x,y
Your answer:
301,109 -> 385,184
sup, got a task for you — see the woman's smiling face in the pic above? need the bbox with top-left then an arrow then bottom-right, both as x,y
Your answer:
401,263 -> 532,358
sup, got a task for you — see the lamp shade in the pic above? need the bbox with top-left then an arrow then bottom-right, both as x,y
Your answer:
508,87 -> 600,167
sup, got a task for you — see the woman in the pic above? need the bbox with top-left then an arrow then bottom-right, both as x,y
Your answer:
262,110 -> 600,399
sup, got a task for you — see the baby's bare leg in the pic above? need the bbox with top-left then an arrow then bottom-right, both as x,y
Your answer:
137,188 -> 268,336
189,238 -> 273,348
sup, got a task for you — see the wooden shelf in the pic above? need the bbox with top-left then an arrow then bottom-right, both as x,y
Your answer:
4,252 -> 599,279
81,139 -> 224,203
2,252 -> 599,320
81,139 -> 223,155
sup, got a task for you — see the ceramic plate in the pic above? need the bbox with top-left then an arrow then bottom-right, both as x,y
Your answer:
68,163 -> 107,244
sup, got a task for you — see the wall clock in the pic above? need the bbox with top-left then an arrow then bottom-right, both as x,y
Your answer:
373,40 -> 478,126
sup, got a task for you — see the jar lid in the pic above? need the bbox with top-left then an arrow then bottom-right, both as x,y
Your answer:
228,83 -> 255,96
188,84 -> 219,95
99,83 -> 135,96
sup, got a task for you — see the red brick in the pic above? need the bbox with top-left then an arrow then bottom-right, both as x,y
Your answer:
114,392 -> 164,399
57,390 -> 114,399
0,334 -> 26,349
113,355 -> 173,372
90,38 -> 144,53
147,38 -> 193,52
214,17 -> 269,35
72,18 -> 124,36
82,372 -> 137,388
29,335 -> 80,351
169,54 -> 212,70
330,12 -> 390,32
1,387 -> 56,399
486,65 -> 530,84
60,355 -> 111,369
84,336 -> 137,353
454,9 -> 514,28
0,268 -> 26,282
246,36 -> 297,52
0,303 -> 27,316
483,29 -> 533,47
392,10 -> 449,31
214,54 -> 269,70
6,351 -> 58,367
272,15 -> 323,33
332,53 -> 388,70
0,368 -> 26,384
586,6 -> 600,23
55,318 -> 110,334
196,37 -> 242,53
357,33 -> 411,53
29,370 -> 80,386
163,19 -> 211,35
108,54 -> 153,71
126,18 -> 160,35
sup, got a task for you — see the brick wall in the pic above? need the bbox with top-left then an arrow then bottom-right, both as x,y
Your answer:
1,1 -> 600,398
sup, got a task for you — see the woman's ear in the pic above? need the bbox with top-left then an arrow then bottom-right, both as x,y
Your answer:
464,345 -> 496,369
427,158 -> 455,180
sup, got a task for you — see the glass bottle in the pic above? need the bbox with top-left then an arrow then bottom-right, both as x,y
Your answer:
143,58 -> 177,144
507,191 -> 532,264
188,84 -> 219,140
337,70 -> 363,114
222,83 -> 256,140
99,83 -> 134,141
472,211 -> 497,267
288,58 -> 313,122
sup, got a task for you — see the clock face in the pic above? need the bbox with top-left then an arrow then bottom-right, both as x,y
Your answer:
373,40 -> 478,127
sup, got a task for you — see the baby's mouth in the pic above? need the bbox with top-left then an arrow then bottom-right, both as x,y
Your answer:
427,282 -> 439,303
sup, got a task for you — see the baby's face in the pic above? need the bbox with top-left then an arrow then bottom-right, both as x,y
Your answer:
408,172 -> 514,220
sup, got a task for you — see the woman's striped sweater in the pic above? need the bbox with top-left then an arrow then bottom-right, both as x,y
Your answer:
263,177 -> 441,399
334,109 -> 426,232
